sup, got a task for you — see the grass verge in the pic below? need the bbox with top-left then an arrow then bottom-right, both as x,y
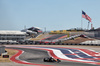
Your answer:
0,49 -> 18,62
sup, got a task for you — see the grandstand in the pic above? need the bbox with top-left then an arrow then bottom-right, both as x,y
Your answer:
86,27 -> 100,39
0,31 -> 26,42
30,33 -> 52,41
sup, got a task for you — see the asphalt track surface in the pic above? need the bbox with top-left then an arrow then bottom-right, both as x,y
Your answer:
7,47 -> 100,66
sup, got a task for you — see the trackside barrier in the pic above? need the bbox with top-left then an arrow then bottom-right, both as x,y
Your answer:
57,34 -> 81,42
0,41 -> 100,46
0,46 -> 6,55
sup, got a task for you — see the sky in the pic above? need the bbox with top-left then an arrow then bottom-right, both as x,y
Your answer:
0,0 -> 100,31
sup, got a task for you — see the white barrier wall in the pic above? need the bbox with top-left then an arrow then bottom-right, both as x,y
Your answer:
0,46 -> 5,55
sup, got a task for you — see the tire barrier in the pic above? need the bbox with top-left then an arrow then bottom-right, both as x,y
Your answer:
0,42 -> 100,46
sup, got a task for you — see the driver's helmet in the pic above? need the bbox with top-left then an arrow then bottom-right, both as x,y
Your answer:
50,57 -> 53,59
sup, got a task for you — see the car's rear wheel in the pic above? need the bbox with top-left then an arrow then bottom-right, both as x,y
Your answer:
57,59 -> 61,63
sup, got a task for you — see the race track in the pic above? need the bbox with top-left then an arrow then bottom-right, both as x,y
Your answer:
6,45 -> 100,66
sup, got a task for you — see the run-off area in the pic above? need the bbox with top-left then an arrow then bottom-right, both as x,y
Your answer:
6,46 -> 100,66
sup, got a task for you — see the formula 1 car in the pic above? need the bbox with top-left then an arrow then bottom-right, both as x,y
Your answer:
43,57 -> 61,63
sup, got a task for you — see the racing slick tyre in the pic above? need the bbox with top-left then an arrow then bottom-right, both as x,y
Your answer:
43,57 -> 49,62
57,59 -> 61,63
